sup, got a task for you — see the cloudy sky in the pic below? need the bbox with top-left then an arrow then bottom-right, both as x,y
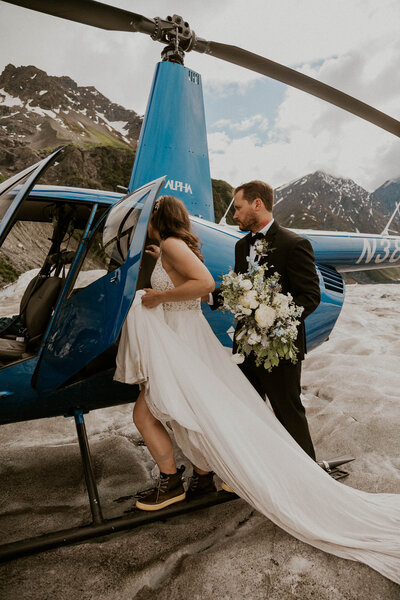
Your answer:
1,0 -> 400,191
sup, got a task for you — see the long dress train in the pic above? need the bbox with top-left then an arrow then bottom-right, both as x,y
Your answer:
114,258 -> 400,584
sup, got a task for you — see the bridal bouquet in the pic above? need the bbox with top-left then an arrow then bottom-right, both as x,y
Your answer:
219,253 -> 304,371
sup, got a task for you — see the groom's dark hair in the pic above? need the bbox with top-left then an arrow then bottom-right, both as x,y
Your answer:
234,180 -> 274,212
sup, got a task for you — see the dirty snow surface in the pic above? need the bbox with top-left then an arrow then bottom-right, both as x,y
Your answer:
0,284 -> 399,599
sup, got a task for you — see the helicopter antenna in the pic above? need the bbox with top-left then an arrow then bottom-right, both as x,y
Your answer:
219,196 -> 235,225
381,202 -> 400,236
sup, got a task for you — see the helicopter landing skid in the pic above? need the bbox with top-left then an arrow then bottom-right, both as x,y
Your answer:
326,467 -> 350,480
318,456 -> 355,481
0,413 -> 356,563
0,410 -> 238,563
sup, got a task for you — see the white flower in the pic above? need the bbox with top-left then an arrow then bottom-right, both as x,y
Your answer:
276,304 -> 291,319
248,332 -> 261,345
239,279 -> 253,290
274,293 -> 289,308
272,292 -> 293,318
240,290 -> 259,309
241,307 -> 252,316
254,238 -> 272,258
255,304 -> 276,329
232,353 -> 245,364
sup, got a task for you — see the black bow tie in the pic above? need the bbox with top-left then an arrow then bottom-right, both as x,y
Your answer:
249,232 -> 265,245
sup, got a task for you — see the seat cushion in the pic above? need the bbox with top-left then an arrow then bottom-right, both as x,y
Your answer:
23,277 -> 63,340
0,337 -> 26,359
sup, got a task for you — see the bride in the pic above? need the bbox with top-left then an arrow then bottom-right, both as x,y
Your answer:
114,195 -> 400,585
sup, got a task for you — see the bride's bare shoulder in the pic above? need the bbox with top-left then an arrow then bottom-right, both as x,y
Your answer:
161,237 -> 190,254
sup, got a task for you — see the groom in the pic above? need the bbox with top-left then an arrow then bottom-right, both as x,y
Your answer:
210,180 -> 320,459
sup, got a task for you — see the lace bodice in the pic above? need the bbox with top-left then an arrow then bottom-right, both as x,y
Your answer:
151,257 -> 201,312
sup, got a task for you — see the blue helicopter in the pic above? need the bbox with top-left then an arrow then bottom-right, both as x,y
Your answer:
0,0 -> 399,561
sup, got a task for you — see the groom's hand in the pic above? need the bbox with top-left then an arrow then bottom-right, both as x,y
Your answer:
141,288 -> 163,308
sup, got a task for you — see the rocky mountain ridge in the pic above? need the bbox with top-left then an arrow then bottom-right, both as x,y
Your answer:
274,170 -> 396,235
373,176 -> 400,230
0,63 -> 141,150
0,64 -> 141,190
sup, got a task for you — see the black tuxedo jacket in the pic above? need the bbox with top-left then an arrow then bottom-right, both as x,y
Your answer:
212,221 -> 321,361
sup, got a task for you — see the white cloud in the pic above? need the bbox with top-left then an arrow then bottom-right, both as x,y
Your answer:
207,131 -> 231,154
207,13 -> 400,191
208,86 -> 400,191
213,115 -> 269,133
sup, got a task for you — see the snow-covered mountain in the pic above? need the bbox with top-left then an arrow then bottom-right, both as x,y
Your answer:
374,177 -> 400,217
0,63 -> 142,151
0,64 -> 143,191
274,171 -> 392,234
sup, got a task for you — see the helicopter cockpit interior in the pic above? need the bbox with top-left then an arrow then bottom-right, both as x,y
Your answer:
0,154 -> 159,383
0,193 -> 94,366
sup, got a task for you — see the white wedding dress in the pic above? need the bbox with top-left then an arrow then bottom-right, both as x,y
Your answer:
114,257 -> 400,584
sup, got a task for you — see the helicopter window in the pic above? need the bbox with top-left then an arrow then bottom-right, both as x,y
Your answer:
103,189 -> 148,265
0,220 -> 54,322
70,188 -> 150,293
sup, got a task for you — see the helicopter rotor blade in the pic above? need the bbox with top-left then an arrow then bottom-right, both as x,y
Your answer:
4,0 -> 400,136
2,0 -> 156,34
194,40 -> 400,138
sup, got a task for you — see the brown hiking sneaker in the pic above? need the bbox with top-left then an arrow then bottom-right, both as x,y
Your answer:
136,466 -> 186,511
186,471 -> 216,500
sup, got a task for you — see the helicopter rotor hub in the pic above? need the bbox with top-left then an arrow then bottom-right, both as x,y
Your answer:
153,14 -> 197,64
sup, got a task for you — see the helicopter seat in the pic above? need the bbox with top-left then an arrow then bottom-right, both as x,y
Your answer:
0,275 -> 63,364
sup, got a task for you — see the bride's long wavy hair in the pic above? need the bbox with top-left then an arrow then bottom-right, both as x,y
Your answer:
150,195 -> 204,262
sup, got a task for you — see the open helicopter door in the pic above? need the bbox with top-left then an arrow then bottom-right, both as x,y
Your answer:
0,148 -> 64,241
33,176 -> 165,396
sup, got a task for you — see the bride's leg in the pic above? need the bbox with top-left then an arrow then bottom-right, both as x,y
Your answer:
133,389 -> 186,511
133,389 -> 176,474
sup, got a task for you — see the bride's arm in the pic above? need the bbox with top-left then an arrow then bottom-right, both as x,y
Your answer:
142,238 -> 215,308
